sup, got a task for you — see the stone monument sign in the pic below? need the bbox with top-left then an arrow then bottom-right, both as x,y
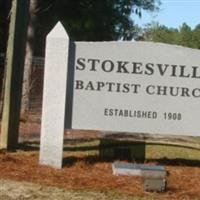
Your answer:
40,22 -> 200,168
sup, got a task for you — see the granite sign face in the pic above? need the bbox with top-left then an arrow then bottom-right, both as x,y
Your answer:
73,42 -> 200,135
40,22 -> 200,168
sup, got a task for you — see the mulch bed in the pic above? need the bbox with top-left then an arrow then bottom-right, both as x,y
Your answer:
0,151 -> 200,200
0,121 -> 200,199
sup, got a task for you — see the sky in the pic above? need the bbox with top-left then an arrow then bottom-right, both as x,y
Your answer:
134,0 -> 200,29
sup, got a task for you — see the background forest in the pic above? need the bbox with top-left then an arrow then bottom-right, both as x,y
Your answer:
1,0 -> 200,58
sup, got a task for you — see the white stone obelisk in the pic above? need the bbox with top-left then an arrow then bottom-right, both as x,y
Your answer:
39,22 -> 69,168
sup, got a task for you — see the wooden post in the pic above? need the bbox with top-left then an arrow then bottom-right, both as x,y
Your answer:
0,0 -> 29,150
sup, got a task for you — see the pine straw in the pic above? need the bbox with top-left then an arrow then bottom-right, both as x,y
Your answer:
0,152 -> 199,200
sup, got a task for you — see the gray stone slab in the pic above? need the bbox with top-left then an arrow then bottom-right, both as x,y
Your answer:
112,162 -> 166,178
112,162 -> 142,176
141,166 -> 166,179
39,22 -> 69,168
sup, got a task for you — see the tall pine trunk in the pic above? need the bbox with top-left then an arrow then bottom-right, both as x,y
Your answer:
21,0 -> 38,117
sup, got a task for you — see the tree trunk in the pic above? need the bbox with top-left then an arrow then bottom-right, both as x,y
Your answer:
21,0 -> 38,117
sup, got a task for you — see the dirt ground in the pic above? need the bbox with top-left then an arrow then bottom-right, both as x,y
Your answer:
1,179 -> 137,200
1,179 -> 85,200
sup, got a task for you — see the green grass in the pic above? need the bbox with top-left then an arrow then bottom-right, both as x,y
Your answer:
20,138 -> 200,162
62,139 -> 200,162
146,144 -> 200,160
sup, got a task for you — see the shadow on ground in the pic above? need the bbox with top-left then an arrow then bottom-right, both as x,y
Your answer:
17,139 -> 200,168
